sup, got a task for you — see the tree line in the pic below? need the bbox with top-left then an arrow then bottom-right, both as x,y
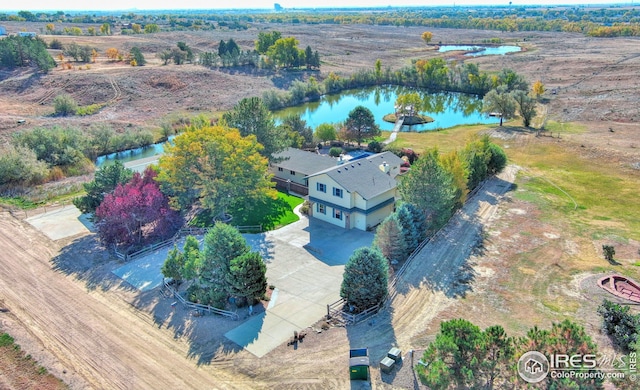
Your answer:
157,31 -> 320,71
0,125 -> 155,187
5,6 -> 638,37
0,35 -> 55,73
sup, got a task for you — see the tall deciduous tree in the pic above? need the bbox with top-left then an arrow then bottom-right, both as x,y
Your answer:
421,31 -> 433,45
255,30 -> 282,54
512,90 -> 537,128
73,160 -> 133,214
340,247 -> 388,313
532,80 -> 545,99
344,105 -> 380,146
221,97 -> 290,159
398,149 -> 457,230
226,251 -> 267,304
373,213 -> 408,264
482,87 -> 516,126
95,168 -> 182,247
157,125 -> 276,216
266,37 -> 300,69
439,150 -> 469,207
315,123 -> 337,145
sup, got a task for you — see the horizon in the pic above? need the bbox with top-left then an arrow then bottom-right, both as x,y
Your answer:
1,1 -> 635,13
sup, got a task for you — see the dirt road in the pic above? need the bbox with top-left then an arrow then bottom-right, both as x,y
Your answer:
0,212 -> 256,390
346,166 -> 518,364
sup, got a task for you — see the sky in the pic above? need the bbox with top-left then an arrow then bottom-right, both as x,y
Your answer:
1,1 -> 633,12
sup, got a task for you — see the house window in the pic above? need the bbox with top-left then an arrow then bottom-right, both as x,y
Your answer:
333,187 -> 343,198
290,170 -> 296,175
278,167 -> 283,172
334,209 -> 342,220
317,204 -> 326,214
317,183 -> 326,193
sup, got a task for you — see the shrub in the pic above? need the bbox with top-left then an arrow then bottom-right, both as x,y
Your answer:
49,39 -> 63,50
329,147 -> 342,157
53,94 -> 77,116
75,104 -> 102,116
0,145 -> 48,185
367,140 -> 383,153
597,299 -> 640,352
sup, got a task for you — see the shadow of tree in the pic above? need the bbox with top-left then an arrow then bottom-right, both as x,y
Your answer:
392,176 -> 512,300
244,233 -> 275,263
233,195 -> 291,230
50,234 -> 135,292
132,286 -> 250,366
346,307 -> 398,388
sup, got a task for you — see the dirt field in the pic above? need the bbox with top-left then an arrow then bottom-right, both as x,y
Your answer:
1,23 -> 640,389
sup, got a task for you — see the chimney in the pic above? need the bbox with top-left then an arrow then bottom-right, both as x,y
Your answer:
379,161 -> 390,174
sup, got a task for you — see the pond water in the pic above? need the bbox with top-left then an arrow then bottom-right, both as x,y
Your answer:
95,136 -> 175,168
438,45 -> 521,56
274,85 -> 499,132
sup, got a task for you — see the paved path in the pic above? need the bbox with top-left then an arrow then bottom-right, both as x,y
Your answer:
383,116 -> 405,145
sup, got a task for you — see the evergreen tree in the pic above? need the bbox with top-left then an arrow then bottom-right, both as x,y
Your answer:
162,245 -> 185,283
221,97 -> 290,160
200,224 -> 249,292
181,235 -> 201,281
398,149 -> 457,231
340,247 -> 389,313
396,203 -> 420,252
405,202 -> 428,243
226,251 -> 267,304
73,161 -> 133,214
373,213 -> 408,264
130,46 -> 146,66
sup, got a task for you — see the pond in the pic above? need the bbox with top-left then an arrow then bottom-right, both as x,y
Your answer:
95,136 -> 175,168
274,85 -> 499,132
438,45 -> 521,56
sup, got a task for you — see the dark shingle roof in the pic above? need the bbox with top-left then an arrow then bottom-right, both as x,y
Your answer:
272,148 -> 337,176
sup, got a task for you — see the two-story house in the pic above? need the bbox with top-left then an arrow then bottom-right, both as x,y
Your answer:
307,152 -> 404,231
270,147 -> 336,195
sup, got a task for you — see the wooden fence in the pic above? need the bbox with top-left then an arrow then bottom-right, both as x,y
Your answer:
324,176 -> 492,325
113,224 -> 262,261
163,279 -> 239,321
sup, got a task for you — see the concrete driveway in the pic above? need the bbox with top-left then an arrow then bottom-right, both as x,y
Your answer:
226,216 -> 374,357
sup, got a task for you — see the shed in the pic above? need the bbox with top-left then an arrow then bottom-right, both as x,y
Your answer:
349,348 -> 370,380
0,26 -> 6,36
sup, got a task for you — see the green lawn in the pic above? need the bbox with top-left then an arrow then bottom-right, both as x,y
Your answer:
191,191 -> 304,231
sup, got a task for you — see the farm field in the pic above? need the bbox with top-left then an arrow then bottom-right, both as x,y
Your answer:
1,20 -> 640,389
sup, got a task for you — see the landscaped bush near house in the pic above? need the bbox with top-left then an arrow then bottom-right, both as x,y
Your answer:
329,147 -> 342,157
367,140 -> 383,153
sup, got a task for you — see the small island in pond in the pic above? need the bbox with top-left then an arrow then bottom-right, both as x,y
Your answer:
383,113 -> 434,126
